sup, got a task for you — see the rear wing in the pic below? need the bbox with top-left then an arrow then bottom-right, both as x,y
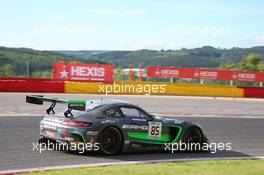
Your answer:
26,95 -> 86,117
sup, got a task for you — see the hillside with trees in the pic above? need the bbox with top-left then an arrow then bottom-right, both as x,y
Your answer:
85,46 -> 264,68
1,46 -> 264,77
0,47 -> 105,77
220,53 -> 264,72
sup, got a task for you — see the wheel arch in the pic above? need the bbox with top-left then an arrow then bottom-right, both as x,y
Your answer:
184,124 -> 209,143
98,124 -> 124,140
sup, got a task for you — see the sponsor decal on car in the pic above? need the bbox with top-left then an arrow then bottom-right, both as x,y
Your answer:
45,130 -> 57,137
122,124 -> 148,131
57,128 -> 66,135
148,122 -> 162,139
86,131 -> 99,135
43,124 -> 57,131
101,119 -> 119,124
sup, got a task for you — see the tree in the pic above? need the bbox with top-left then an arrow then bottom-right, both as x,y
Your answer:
0,64 -> 15,77
257,64 -> 264,72
238,53 -> 261,71
114,69 -> 127,80
219,63 -> 237,70
219,53 -> 264,72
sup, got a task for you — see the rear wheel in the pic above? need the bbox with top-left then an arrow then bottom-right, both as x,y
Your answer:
98,126 -> 123,155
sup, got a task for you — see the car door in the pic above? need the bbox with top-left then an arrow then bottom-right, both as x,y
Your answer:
119,106 -> 154,142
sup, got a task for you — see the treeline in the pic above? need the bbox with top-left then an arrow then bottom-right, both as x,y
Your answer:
0,47 -> 104,77
86,49 -> 221,68
1,46 -> 264,78
84,46 -> 264,68
220,53 -> 264,72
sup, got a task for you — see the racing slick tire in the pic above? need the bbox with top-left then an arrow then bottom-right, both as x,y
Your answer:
181,126 -> 204,152
98,126 -> 123,155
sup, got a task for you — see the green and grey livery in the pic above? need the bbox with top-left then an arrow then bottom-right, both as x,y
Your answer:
26,95 -> 208,155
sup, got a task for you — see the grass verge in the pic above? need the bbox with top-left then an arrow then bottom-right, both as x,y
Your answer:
23,159 -> 264,175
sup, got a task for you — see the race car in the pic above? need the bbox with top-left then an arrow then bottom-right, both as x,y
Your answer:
26,95 -> 208,155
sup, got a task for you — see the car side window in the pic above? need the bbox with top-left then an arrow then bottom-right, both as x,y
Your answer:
105,108 -> 121,117
120,107 -> 142,118
138,110 -> 149,118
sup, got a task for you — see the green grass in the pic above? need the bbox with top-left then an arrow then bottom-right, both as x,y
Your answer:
23,160 -> 264,175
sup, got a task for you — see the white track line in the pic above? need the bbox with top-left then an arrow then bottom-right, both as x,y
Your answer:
0,156 -> 264,174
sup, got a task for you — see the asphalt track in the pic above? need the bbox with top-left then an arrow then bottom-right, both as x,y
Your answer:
0,93 -> 264,172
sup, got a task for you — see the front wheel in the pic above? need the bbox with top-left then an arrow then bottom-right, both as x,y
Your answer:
98,126 -> 123,155
181,126 -> 203,152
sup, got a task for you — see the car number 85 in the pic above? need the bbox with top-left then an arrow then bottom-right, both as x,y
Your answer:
148,122 -> 162,139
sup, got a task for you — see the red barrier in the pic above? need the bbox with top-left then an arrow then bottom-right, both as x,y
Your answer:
147,66 -> 196,78
0,78 -> 64,93
239,86 -> 264,98
147,66 -> 264,82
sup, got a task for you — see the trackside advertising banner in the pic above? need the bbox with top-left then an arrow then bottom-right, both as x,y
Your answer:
147,66 -> 264,82
53,62 -> 114,82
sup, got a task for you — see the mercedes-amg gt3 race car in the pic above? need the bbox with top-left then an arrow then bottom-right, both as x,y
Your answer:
26,95 -> 208,155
